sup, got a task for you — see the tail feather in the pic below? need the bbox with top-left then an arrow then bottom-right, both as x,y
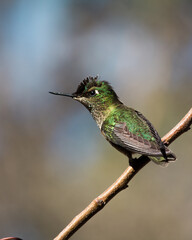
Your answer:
149,148 -> 176,167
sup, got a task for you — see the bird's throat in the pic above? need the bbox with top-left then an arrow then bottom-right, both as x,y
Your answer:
91,105 -> 116,129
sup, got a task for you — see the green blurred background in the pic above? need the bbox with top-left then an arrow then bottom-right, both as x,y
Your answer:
0,1 -> 192,239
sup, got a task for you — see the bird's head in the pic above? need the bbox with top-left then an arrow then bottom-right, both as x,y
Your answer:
50,76 -> 119,112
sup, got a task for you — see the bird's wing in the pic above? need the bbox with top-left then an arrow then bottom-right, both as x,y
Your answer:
102,122 -> 164,156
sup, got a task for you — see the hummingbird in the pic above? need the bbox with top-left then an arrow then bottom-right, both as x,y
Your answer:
50,76 -> 176,166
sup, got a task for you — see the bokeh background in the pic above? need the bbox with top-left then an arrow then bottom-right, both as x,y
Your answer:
0,1 -> 192,240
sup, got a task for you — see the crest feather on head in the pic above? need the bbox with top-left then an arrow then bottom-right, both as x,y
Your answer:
74,76 -> 101,95
73,76 -> 119,100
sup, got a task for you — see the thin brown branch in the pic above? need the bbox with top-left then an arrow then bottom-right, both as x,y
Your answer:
54,108 -> 192,240
162,108 -> 192,145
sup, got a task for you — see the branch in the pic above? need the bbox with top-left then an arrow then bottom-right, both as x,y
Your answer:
54,108 -> 192,240
162,108 -> 192,145
0,238 -> 22,240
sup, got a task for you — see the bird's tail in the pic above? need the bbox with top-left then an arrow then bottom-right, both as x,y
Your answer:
149,149 -> 176,167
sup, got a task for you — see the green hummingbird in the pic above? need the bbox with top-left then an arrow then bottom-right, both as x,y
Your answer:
50,76 -> 176,166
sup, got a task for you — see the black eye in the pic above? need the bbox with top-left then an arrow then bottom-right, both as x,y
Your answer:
88,89 -> 99,97
89,90 -> 96,96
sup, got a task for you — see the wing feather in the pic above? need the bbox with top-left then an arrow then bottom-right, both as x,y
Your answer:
108,122 -> 173,157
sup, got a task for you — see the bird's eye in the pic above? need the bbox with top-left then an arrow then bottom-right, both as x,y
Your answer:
89,89 -> 99,96
90,90 -> 96,96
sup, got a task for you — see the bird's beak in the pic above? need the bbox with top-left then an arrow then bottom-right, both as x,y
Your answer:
49,91 -> 74,98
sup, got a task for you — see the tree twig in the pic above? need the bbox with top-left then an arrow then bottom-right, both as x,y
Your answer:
162,108 -> 192,145
54,108 -> 192,240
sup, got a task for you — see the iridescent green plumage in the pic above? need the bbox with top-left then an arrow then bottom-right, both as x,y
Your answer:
50,76 -> 176,166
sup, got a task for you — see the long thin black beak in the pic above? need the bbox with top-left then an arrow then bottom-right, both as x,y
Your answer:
49,91 -> 74,98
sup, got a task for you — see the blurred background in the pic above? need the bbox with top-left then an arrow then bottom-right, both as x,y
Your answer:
0,1 -> 192,239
